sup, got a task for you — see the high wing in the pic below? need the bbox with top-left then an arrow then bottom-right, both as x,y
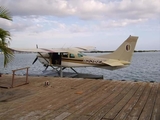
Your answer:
10,46 -> 96,53
102,59 -> 127,66
75,46 -> 96,51
10,48 -> 68,53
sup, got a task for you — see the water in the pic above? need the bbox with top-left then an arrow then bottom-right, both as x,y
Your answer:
0,52 -> 160,82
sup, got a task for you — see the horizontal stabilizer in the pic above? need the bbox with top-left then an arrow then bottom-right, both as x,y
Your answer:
102,59 -> 124,66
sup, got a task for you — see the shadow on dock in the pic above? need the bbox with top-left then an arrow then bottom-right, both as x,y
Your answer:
28,70 -> 103,79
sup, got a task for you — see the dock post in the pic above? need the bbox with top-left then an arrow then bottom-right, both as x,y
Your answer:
11,71 -> 15,88
26,67 -> 29,83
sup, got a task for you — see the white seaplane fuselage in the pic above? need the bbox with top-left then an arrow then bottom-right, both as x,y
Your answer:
11,35 -> 138,72
37,50 -> 129,71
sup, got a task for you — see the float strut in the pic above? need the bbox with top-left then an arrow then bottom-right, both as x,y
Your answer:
70,67 -> 78,74
60,66 -> 63,77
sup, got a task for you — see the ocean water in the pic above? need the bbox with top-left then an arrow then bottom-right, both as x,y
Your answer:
0,52 -> 160,82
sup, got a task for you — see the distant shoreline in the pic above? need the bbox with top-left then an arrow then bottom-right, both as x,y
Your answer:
84,50 -> 160,53
0,50 -> 160,54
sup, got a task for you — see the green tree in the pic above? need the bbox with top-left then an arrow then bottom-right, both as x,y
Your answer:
0,6 -> 14,67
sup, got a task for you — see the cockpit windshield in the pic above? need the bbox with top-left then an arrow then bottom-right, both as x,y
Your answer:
77,53 -> 86,57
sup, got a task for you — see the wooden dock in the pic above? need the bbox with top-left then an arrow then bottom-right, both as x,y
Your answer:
0,75 -> 160,120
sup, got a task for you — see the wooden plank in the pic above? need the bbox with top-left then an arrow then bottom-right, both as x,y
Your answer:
125,82 -> 152,120
1,80 -> 98,120
113,82 -> 146,120
103,82 -> 140,119
0,90 -> 36,116
1,75 -> 160,120
0,78 -> 68,115
0,78 -> 91,119
88,81 -> 134,120
0,75 -> 12,88
0,77 -> 78,105
0,78 -> 45,103
54,112 -> 71,120
151,83 -> 160,120
40,80 -> 112,120
68,81 -> 116,113
33,80 -> 98,110
65,81 -> 129,120
139,83 -> 159,120
82,81 -> 131,116
63,81 -> 122,120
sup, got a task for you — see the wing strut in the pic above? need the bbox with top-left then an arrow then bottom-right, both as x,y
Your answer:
60,66 -> 63,77
38,52 -> 50,64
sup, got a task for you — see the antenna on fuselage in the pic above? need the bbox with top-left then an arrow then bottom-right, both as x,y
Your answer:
69,44 -> 73,48
62,43 -> 66,48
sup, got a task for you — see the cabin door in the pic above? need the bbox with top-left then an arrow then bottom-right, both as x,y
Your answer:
50,53 -> 61,65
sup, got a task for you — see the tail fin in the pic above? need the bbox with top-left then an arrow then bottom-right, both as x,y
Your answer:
101,35 -> 138,62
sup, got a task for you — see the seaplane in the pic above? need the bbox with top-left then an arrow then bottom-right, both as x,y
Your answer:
11,35 -> 138,77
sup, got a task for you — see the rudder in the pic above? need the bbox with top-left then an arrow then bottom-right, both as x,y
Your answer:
101,35 -> 138,62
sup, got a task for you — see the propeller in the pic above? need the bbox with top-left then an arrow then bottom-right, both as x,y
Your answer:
32,44 -> 38,65
32,57 -> 38,64
44,65 -> 48,71
42,64 -> 49,72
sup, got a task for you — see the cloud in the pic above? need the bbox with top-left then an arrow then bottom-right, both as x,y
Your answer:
0,0 -> 159,20
100,19 -> 147,28
1,0 -> 159,32
0,0 -> 159,50
1,0 -> 75,16
0,17 -> 43,33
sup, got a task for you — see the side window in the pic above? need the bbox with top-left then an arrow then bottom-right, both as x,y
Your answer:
70,54 -> 75,58
63,53 -> 68,58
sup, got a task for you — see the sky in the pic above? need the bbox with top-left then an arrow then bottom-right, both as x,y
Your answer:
0,0 -> 160,50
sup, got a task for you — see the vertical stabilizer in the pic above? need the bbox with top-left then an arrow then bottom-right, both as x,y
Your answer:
101,35 -> 138,62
